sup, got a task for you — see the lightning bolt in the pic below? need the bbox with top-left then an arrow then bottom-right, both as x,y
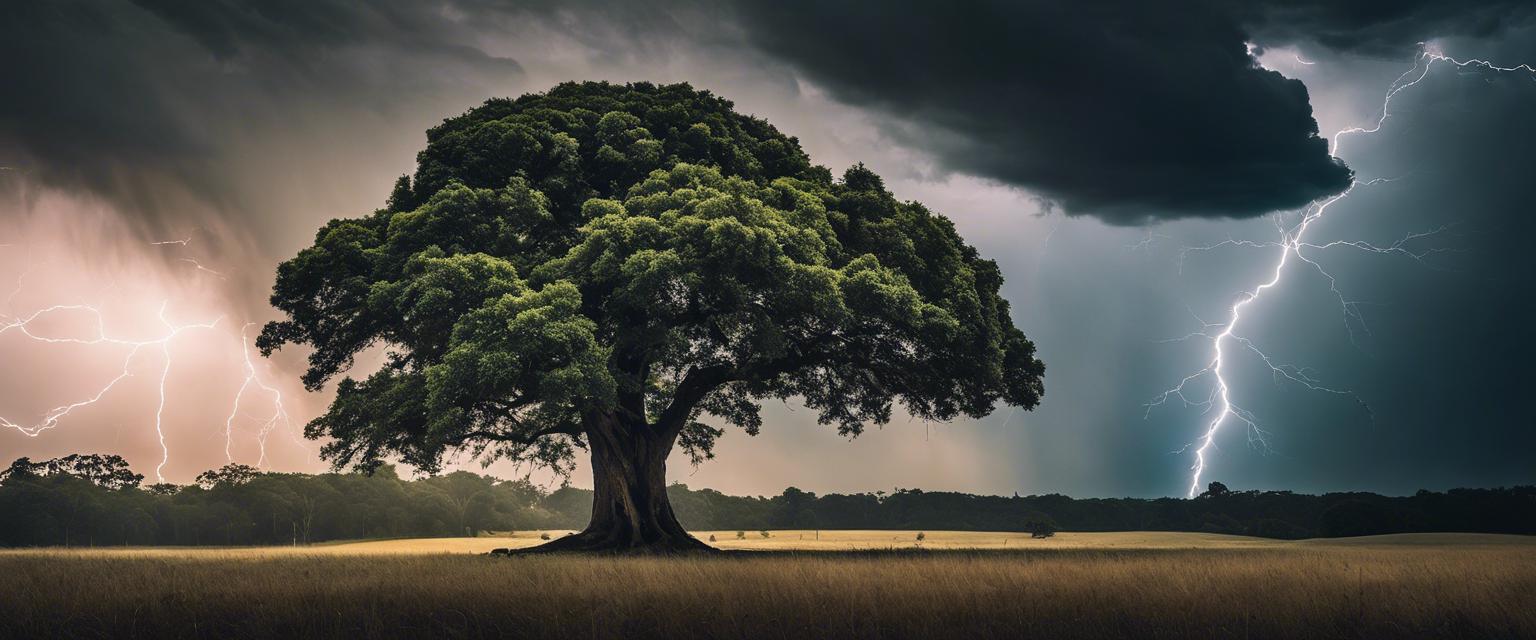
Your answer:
224,323 -> 298,467
173,258 -> 230,280
1149,45 -> 1533,497
0,300 -> 223,482
0,236 -> 306,482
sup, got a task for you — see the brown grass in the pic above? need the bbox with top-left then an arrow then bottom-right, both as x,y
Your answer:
2,533 -> 1532,639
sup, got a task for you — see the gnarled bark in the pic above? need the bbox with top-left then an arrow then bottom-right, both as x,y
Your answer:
521,411 -> 712,554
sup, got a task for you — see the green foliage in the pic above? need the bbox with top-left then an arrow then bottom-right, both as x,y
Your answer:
417,471 -> 502,537
1,454 -> 143,490
1199,481 -> 1230,498
144,483 -> 180,496
258,81 -> 1044,478
1024,516 -> 1060,539
196,463 -> 260,489
0,457 -> 571,547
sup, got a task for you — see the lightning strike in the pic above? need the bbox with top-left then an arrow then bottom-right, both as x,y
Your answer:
224,323 -> 298,467
1151,45 -> 1533,497
174,258 -> 230,279
0,237 -> 306,482
0,300 -> 223,481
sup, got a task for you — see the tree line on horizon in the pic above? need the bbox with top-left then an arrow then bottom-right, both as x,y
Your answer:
0,454 -> 1531,547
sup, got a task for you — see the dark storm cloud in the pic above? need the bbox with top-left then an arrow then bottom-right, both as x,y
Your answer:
1239,1 -> 1536,56
0,0 -> 523,218
130,0 -> 513,63
10,0 -> 1536,229
730,0 -> 1536,224
731,0 -> 1354,224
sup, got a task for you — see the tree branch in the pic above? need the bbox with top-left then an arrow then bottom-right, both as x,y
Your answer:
653,364 -> 733,438
651,332 -> 848,439
450,422 -> 582,447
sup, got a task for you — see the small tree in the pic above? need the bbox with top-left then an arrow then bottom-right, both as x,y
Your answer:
4,454 -> 145,490
736,531 -> 746,540
46,454 -> 145,490
759,530 -> 770,538
0,457 -> 41,483
709,534 -> 716,542
916,531 -> 925,541
196,464 -> 260,489
1199,481 -> 1231,499
145,482 -> 181,495
540,532 -> 551,540
420,471 -> 497,537
1024,516 -> 1059,539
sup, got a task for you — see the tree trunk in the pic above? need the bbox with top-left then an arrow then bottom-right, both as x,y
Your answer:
526,411 -> 712,554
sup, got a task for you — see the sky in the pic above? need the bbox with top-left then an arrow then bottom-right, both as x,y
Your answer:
2,0 -> 1534,498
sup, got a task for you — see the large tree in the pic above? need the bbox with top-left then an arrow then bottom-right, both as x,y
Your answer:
259,81 -> 1044,552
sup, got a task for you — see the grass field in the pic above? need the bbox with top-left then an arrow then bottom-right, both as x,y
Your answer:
3,531 -> 1532,639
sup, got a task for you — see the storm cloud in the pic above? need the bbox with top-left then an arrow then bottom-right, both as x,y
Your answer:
731,0 -> 1536,223
8,1 -> 1536,228
1239,0 -> 1536,56
0,0 -> 526,232
732,0 -> 1353,224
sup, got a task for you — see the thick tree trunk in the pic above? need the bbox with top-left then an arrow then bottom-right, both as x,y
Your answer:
524,412 -> 712,554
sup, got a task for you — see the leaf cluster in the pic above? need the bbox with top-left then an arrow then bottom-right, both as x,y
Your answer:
258,81 -> 1043,475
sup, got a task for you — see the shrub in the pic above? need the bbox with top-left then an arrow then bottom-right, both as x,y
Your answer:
759,530 -> 770,538
709,535 -> 716,542
1024,515 -> 1059,538
736,531 -> 745,539
540,533 -> 551,540
916,532 -> 926,541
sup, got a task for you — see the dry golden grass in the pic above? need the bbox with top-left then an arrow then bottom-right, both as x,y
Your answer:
694,529 -> 1311,550
2,532 -> 1532,639
0,529 -> 1290,558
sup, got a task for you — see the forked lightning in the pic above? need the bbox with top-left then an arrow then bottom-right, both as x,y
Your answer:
0,239 -> 301,482
4,45 -> 1529,491
1150,45 -> 1534,497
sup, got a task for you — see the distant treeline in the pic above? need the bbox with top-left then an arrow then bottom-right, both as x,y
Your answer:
1,455 -> 1532,547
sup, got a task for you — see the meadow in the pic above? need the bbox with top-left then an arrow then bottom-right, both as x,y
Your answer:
2,531 -> 1532,639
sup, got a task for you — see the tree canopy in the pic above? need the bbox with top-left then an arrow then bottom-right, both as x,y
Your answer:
258,81 -> 1044,550
1,454 -> 143,490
